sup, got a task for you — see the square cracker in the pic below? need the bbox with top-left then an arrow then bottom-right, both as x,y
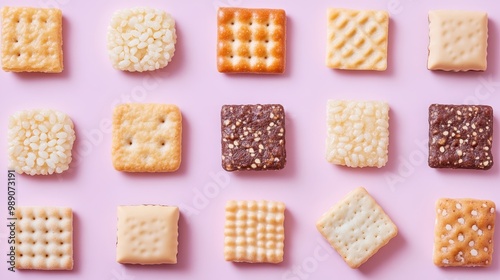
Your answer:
428,10 -> 488,71
326,8 -> 389,71
326,100 -> 390,168
1,7 -> 63,73
428,104 -> 493,170
117,205 -> 179,264
112,103 -> 182,172
221,104 -> 286,171
217,7 -> 286,74
434,198 -> 495,267
316,187 -> 398,268
15,207 -> 73,270
224,200 -> 285,263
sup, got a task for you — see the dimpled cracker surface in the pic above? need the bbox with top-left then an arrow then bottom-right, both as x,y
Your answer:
107,7 -> 176,72
224,200 -> 285,263
316,187 -> 398,268
221,104 -> 286,171
8,109 -> 76,175
117,205 -> 179,264
15,207 -> 73,270
434,198 -> 495,267
112,103 -> 182,172
1,7 -> 63,73
428,10 -> 488,71
428,104 -> 493,170
326,100 -> 389,168
326,8 -> 389,71
217,7 -> 286,74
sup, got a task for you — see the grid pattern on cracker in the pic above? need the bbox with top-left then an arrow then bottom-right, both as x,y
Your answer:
112,103 -> 182,172
224,200 -> 285,263
107,7 -> 176,72
326,100 -> 389,168
8,109 -> 76,175
117,205 -> 179,264
316,187 -> 398,268
428,10 -> 488,71
326,8 -> 388,71
217,7 -> 286,73
428,104 -> 493,170
434,198 -> 495,267
1,7 -> 63,73
15,207 -> 73,270
221,104 -> 286,171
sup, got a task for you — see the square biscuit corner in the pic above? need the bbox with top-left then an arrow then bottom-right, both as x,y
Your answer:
112,103 -> 182,172
428,10 -> 488,71
217,7 -> 286,74
117,205 -> 179,264
326,8 -> 389,71
1,6 -> 63,73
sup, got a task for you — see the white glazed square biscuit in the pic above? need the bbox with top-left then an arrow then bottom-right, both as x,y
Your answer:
1,7 -> 63,73
428,10 -> 488,71
112,103 -> 182,172
326,8 -> 389,71
316,187 -> 398,268
8,109 -> 76,175
434,198 -> 495,267
224,200 -> 285,263
217,7 -> 286,74
117,205 -> 179,264
326,100 -> 389,168
15,207 -> 73,270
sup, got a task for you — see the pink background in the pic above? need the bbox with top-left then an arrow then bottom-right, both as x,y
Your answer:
1,0 -> 500,279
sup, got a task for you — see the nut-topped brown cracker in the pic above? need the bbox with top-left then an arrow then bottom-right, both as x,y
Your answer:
221,104 -> 286,171
428,104 -> 493,170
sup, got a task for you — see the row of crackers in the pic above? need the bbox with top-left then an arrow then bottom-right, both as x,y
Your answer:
12,189 -> 495,269
0,6 -> 490,73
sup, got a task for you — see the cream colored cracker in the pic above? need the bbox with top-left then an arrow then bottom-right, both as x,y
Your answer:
8,109 -> 76,175
434,198 -> 495,267
428,10 -> 488,71
224,200 -> 285,263
15,207 -> 73,270
326,8 -> 389,71
217,7 -> 286,74
316,187 -> 398,268
326,100 -> 389,168
117,205 -> 179,264
1,7 -> 63,73
112,103 -> 182,172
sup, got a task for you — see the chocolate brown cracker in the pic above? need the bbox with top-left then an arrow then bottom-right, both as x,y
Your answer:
221,104 -> 286,171
428,104 -> 493,170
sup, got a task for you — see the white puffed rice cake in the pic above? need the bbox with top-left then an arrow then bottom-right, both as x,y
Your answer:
107,7 -> 176,72
8,109 -> 76,175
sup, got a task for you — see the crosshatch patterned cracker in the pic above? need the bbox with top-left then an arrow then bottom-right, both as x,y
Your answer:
316,187 -> 398,268
326,100 -> 389,168
8,109 -> 76,175
428,10 -> 488,71
221,104 -> 286,171
217,7 -> 286,74
1,7 -> 63,73
434,198 -> 495,267
15,207 -> 73,270
326,8 -> 389,71
224,200 -> 285,263
428,104 -> 493,170
112,103 -> 182,172
117,205 -> 179,264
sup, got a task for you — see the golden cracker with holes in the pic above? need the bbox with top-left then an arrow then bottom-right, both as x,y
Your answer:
217,7 -> 286,74
112,103 -> 182,172
1,6 -> 63,73
434,198 -> 495,267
